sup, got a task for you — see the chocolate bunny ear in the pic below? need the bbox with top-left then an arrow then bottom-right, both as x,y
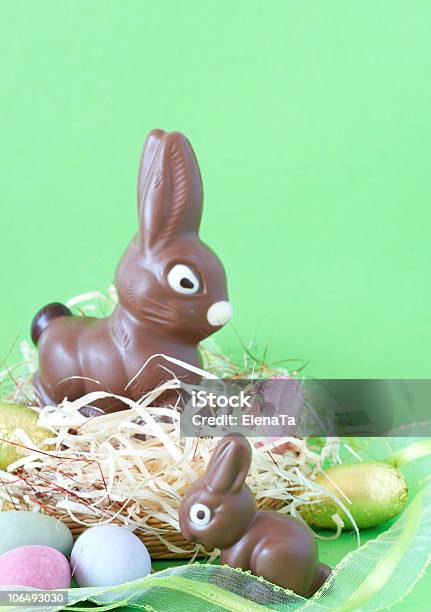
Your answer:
205,434 -> 252,495
137,130 -> 203,251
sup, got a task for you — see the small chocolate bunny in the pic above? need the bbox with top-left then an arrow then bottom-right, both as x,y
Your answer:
179,434 -> 331,597
31,130 -> 232,413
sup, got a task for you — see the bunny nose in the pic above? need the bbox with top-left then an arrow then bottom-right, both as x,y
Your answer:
207,301 -> 233,327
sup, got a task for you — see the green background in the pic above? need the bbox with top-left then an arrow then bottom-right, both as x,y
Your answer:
1,1 -> 430,608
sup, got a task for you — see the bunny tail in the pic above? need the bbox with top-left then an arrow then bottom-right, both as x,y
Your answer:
31,302 -> 72,345
308,562 -> 332,596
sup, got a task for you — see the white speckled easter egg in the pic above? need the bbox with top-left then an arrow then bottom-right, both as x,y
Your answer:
0,511 -> 73,557
0,545 -> 71,589
70,525 -> 151,588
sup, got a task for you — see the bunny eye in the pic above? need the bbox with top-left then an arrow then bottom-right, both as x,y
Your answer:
167,264 -> 200,295
189,503 -> 211,526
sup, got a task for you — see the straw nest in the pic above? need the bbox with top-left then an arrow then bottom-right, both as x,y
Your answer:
0,289 -> 342,559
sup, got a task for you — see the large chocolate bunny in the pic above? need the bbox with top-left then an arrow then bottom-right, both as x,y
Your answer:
179,434 -> 331,597
31,130 -> 232,413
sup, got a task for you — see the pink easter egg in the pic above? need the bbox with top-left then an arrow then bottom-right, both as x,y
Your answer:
0,545 -> 71,589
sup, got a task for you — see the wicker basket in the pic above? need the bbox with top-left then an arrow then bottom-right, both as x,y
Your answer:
57,497 -> 285,559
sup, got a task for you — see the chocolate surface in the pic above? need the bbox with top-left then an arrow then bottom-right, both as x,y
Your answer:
179,434 -> 331,597
32,130 -> 231,412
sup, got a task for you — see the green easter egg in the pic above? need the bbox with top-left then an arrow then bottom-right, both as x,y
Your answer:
0,402 -> 52,470
0,511 -> 73,557
300,462 -> 408,530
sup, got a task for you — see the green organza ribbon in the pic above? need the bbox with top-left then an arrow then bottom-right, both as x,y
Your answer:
3,437 -> 431,612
